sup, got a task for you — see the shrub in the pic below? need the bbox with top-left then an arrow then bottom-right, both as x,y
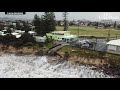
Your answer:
34,49 -> 44,56
23,42 -> 34,47
2,34 -> 17,45
20,32 -> 35,44
64,52 -> 70,60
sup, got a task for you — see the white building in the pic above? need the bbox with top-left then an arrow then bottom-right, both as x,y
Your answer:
106,39 -> 120,54
13,23 -> 16,26
28,31 -> 36,36
34,36 -> 46,43
0,31 -> 6,36
10,32 -> 21,38
15,30 -> 25,34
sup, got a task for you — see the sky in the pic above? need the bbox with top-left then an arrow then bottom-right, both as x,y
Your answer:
1,12 -> 120,21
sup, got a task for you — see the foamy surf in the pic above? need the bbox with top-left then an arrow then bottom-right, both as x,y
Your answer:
0,54 -> 115,78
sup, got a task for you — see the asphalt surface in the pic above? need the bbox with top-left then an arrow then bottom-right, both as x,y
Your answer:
69,38 -> 108,52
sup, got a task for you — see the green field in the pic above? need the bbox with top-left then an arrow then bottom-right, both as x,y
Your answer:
56,26 -> 120,38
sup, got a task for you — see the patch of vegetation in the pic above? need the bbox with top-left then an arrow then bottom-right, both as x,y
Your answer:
58,46 -> 120,66
56,26 -> 120,38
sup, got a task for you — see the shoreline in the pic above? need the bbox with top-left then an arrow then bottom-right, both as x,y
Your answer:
0,44 -> 120,77
0,52 -> 118,78
0,44 -> 43,55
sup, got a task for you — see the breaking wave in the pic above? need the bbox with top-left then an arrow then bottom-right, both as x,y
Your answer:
0,53 -> 115,78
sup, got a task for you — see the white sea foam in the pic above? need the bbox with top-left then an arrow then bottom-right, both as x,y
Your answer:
0,54 -> 115,78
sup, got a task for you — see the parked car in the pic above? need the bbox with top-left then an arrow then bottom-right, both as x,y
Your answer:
81,43 -> 90,48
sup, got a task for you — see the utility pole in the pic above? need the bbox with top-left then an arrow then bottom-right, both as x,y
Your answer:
107,29 -> 110,42
116,34 -> 117,39
78,20 -> 80,37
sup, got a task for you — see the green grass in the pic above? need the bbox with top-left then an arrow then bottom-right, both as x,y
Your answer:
57,45 -> 120,66
56,26 -> 120,38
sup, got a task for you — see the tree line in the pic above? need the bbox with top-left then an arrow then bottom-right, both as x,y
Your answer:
33,12 -> 68,36
0,12 -> 69,48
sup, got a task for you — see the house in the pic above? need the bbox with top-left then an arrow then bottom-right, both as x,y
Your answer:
0,31 -> 6,36
11,32 -> 21,38
46,31 -> 78,43
12,23 -> 16,26
78,19 -> 90,26
101,19 -> 113,25
15,30 -> 25,34
97,25 -> 104,29
46,31 -> 71,40
4,27 -> 8,30
106,39 -> 120,54
19,23 -> 23,26
28,31 -> 37,36
34,36 -> 46,43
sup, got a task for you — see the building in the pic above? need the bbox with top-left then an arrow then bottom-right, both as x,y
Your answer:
106,39 -> 120,54
78,19 -> 90,26
34,36 -> 46,43
46,31 -> 78,43
101,19 -> 113,24
15,30 -> 25,34
28,31 -> 37,36
12,23 -> 16,26
96,24 -> 104,29
11,32 -> 21,38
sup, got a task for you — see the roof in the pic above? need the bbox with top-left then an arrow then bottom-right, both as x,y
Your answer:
16,35 -> 21,38
106,39 -> 120,46
34,36 -> 46,39
62,35 -> 78,39
51,31 -> 70,34
15,30 -> 25,33
2,30 -> 7,32
11,32 -> 19,35
28,31 -> 36,34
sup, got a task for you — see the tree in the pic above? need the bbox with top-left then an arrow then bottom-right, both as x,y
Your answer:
20,32 -> 35,44
33,12 -> 56,36
8,25 -> 14,29
117,24 -> 120,28
22,21 -> 31,33
57,20 -> 62,26
63,12 -> 68,31
43,12 -> 56,34
16,22 -> 23,30
0,24 -> 5,30
114,21 -> 117,28
33,14 -> 41,35
5,27 -> 12,35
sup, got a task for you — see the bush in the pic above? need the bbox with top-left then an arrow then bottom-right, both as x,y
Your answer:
0,35 -> 3,44
23,42 -> 34,47
64,52 -> 70,60
34,50 -> 44,56
20,32 -> 35,44
2,34 -> 17,45
13,40 -> 24,49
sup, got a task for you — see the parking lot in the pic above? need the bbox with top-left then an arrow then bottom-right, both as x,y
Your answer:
69,38 -> 107,52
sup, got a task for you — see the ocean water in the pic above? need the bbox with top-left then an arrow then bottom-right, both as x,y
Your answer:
0,53 -> 115,78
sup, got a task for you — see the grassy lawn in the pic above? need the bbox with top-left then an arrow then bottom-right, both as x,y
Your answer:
56,26 -> 120,38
